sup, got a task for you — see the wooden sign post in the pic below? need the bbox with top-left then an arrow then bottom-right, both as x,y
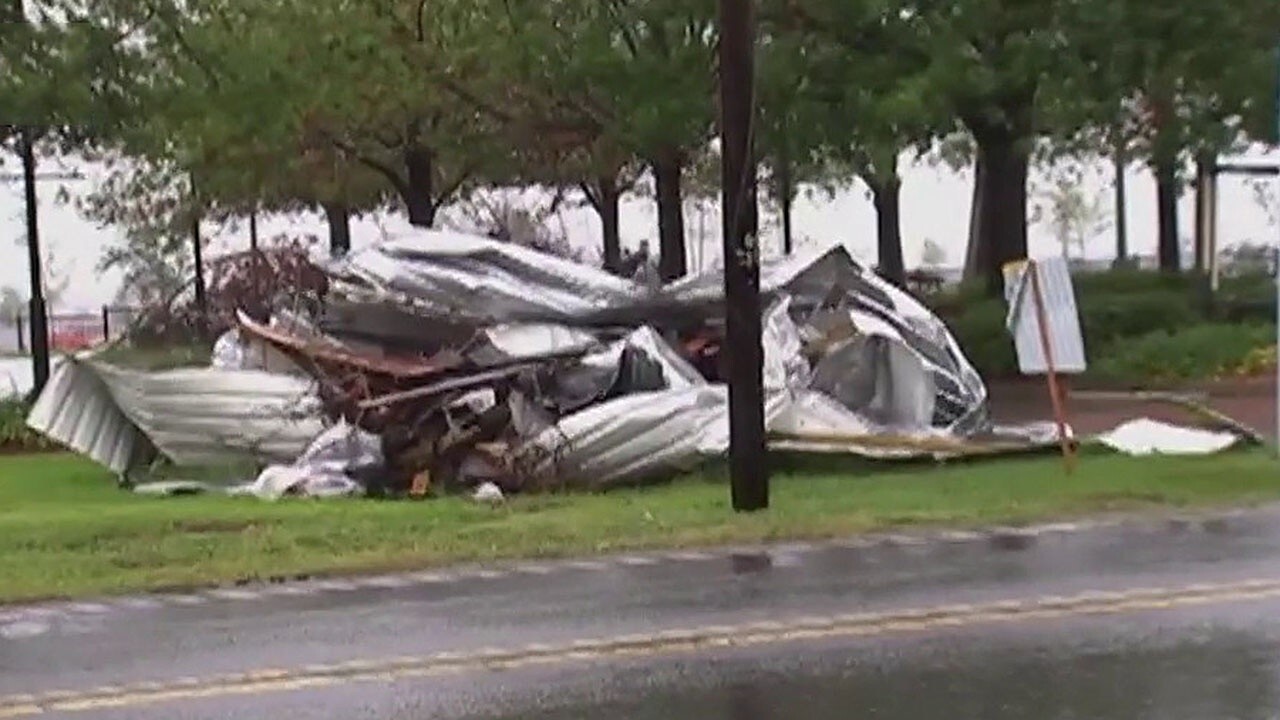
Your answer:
1003,257 -> 1086,473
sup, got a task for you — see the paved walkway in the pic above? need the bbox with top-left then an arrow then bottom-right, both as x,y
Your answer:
989,376 -> 1276,439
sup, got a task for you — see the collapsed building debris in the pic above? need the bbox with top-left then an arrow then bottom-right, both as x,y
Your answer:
28,229 -> 1062,498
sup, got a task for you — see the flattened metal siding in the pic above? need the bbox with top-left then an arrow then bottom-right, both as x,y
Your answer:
27,356 -> 324,476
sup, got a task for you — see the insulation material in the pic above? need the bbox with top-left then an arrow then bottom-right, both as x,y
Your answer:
1098,418 -> 1239,456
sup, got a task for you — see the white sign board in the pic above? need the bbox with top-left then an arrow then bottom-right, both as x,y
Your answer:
1002,257 -> 1087,375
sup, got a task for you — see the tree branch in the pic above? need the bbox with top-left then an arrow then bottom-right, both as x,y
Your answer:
327,136 -> 410,198
144,0 -> 221,90
578,181 -> 602,212
603,0 -> 641,58
416,0 -> 429,42
433,163 -> 477,208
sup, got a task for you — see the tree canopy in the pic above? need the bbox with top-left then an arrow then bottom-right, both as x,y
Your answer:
8,0 -> 1279,294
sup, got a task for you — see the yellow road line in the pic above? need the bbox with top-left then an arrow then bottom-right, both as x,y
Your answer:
5,577 -> 1280,716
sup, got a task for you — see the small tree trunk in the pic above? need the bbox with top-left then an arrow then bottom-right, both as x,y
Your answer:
1193,153 -> 1214,273
776,149 -> 794,254
191,213 -> 207,333
1113,142 -> 1128,267
972,129 -> 1030,294
248,211 -> 258,251
963,156 -> 986,281
403,145 -> 436,228
871,174 -> 905,287
1155,155 -> 1181,273
651,146 -> 688,282
597,176 -> 623,274
324,202 -> 352,258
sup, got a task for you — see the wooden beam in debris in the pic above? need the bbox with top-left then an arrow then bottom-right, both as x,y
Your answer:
356,364 -> 541,411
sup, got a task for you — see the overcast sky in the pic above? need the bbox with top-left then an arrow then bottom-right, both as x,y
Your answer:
2,149 -> 1277,313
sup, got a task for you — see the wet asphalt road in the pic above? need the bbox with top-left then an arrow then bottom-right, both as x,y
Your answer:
6,508 -> 1280,718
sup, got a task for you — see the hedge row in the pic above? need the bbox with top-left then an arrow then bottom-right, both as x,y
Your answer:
0,398 -> 57,453
933,270 -> 1277,384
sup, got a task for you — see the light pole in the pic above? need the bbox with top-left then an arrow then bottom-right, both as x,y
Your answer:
19,127 -> 51,396
1,142 -> 84,399
718,0 -> 768,511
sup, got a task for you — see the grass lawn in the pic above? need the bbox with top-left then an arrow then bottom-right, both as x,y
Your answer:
2,449 -> 1279,603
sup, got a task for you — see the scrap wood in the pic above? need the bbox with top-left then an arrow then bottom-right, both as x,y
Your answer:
767,430 -> 1044,456
238,311 -> 460,380
357,364 -> 541,410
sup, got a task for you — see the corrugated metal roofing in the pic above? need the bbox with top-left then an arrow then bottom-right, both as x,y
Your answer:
27,355 -> 325,476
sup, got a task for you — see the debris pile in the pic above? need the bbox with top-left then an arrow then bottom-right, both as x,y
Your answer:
29,229 -> 1058,499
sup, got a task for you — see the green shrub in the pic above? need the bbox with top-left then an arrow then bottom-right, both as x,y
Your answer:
932,267 -> 1271,381
96,342 -> 212,370
1072,267 -> 1193,296
940,288 -> 1195,380
940,298 -> 1018,378
1216,272 -> 1275,325
0,397 -> 57,453
1076,289 -> 1194,349
1091,323 -> 1275,383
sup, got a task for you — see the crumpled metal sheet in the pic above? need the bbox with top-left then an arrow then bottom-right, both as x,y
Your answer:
328,233 -> 985,430
473,324 -> 600,363
511,325 -> 705,420
809,312 -> 936,429
27,354 -> 325,475
321,230 -> 1000,488
519,303 -> 834,487
325,230 -> 645,328
519,386 -> 793,489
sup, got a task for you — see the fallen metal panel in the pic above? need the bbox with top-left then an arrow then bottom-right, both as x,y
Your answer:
27,355 -> 146,474
27,354 -> 325,476
518,386 -> 793,489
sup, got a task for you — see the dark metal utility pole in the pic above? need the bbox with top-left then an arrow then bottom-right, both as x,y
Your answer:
1,150 -> 83,398
19,127 -> 51,396
718,0 -> 768,512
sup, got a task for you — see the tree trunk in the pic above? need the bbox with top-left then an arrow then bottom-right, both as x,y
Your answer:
971,128 -> 1030,294
248,211 -> 258,251
870,174 -> 905,287
1155,154 -> 1181,273
1193,153 -> 1214,273
403,145 -> 436,228
187,173 -> 208,337
597,176 -> 623,274
1113,142 -> 1128,267
191,213 -> 207,331
776,149 -> 793,254
963,156 -> 985,281
324,202 -> 352,258
651,146 -> 688,282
